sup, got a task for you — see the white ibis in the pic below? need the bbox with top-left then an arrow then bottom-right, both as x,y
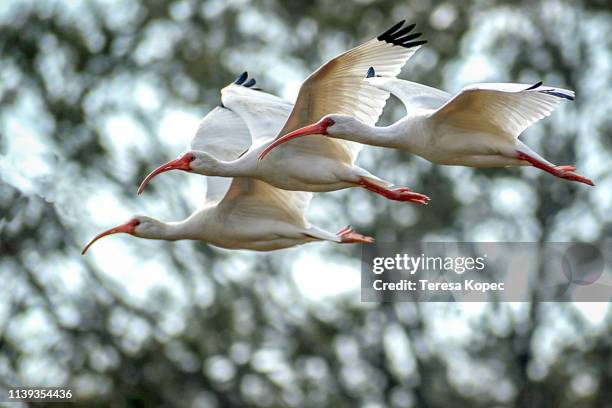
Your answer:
261,73 -> 594,186
82,102 -> 373,254
138,21 -> 430,205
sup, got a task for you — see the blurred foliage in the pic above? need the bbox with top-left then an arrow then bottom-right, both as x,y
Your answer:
0,0 -> 611,407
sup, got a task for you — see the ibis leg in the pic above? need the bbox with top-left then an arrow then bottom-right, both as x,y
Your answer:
358,178 -> 430,204
337,225 -> 374,244
516,151 -> 594,186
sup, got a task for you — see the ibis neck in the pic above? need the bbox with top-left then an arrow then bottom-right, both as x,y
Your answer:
335,121 -> 405,149
163,219 -> 205,241
200,156 -> 253,178
141,216 -> 207,241
159,222 -> 193,240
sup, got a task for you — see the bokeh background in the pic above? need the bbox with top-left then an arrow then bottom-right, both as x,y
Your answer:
1,0 -> 611,406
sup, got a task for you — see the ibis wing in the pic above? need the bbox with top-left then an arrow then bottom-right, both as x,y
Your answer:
430,82 -> 575,140
219,178 -> 313,227
191,106 -> 252,159
276,21 -> 426,164
191,106 -> 252,202
365,77 -> 451,114
193,84 -> 292,203
221,84 -> 294,148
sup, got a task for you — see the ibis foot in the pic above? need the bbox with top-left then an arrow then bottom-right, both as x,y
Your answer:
358,178 -> 430,204
516,152 -> 594,186
337,225 -> 374,244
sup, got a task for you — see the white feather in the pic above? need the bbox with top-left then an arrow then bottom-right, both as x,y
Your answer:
431,82 -> 574,139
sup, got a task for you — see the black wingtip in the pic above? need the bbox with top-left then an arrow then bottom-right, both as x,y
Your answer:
407,40 -> 427,47
377,20 -> 406,41
377,21 -> 425,49
524,82 -> 574,100
366,67 -> 375,78
539,89 -> 575,101
525,81 -> 542,90
234,72 -> 248,85
232,73 -> 262,90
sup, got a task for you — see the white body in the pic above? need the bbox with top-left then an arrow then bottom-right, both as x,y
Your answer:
225,139 -> 375,192
376,115 -> 526,167
161,183 -> 339,251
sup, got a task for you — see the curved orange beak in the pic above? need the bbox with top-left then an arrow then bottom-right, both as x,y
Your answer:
258,120 -> 328,160
81,219 -> 140,255
137,153 -> 194,195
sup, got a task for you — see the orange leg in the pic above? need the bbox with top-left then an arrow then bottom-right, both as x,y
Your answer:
358,178 -> 430,204
516,152 -> 594,186
337,225 -> 374,244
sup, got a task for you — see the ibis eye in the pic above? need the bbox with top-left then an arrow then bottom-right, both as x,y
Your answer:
326,118 -> 335,127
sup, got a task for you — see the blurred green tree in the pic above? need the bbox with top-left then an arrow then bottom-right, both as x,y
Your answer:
0,0 -> 610,407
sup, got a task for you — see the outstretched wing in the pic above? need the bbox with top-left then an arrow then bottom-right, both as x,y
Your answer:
191,106 -> 252,159
276,20 -> 426,164
191,106 -> 252,202
365,76 -> 451,114
192,78 -> 290,202
430,82 -> 575,140
218,177 -> 313,227
221,73 -> 294,149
